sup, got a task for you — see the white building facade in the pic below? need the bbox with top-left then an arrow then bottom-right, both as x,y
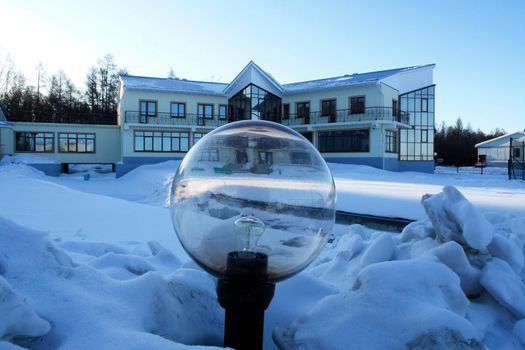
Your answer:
0,62 -> 436,176
117,62 -> 435,176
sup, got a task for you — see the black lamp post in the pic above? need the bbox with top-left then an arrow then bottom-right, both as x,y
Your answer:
217,251 -> 274,350
170,120 -> 336,350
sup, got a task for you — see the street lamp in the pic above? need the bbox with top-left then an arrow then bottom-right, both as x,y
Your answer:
170,120 -> 336,350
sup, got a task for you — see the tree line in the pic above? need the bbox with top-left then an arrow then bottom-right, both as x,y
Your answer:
434,118 -> 505,166
0,53 -> 126,123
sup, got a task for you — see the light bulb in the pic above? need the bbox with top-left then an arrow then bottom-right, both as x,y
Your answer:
234,216 -> 265,255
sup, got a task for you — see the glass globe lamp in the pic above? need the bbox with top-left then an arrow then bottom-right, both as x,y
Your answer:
170,120 -> 336,349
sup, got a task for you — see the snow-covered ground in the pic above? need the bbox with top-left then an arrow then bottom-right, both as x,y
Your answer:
0,160 -> 524,349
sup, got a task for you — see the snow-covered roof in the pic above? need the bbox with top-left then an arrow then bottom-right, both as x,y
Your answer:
475,131 -> 525,148
282,64 -> 436,94
120,75 -> 228,96
120,63 -> 435,97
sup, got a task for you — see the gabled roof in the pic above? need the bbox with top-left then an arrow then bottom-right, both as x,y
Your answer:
475,131 -> 525,148
282,64 -> 435,94
223,61 -> 284,98
120,75 -> 227,96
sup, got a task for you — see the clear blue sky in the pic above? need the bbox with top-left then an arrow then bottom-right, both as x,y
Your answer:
1,0 -> 524,133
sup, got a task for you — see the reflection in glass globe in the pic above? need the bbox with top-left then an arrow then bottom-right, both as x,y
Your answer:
170,120 -> 336,282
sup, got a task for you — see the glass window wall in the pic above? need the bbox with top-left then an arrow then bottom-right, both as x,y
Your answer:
399,85 -> 435,161
228,84 -> 281,122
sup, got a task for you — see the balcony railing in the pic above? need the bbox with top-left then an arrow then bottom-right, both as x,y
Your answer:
124,111 -> 229,127
6,110 -> 118,125
281,107 -> 409,126
124,107 -> 409,128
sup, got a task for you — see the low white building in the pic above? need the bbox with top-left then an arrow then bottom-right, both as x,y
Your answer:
475,131 -> 525,166
1,62 -> 436,176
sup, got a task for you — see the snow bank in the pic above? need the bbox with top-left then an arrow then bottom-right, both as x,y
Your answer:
0,215 -> 224,349
275,186 -> 525,349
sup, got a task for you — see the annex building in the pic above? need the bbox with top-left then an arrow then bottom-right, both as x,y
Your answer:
0,62 -> 436,176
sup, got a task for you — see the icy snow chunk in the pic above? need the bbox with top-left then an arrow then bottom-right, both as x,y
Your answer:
487,234 -> 524,273
514,318 -> 525,347
399,220 -> 435,242
360,233 -> 394,267
0,276 -> 50,341
427,241 -> 482,297
422,186 -> 493,251
480,258 -> 525,318
274,257 -> 477,350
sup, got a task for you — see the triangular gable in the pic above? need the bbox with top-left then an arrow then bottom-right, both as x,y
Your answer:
223,61 -> 284,98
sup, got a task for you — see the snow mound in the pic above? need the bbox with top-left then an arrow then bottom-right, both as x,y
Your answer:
275,186 -> 525,349
274,257 -> 480,350
0,215 -> 224,349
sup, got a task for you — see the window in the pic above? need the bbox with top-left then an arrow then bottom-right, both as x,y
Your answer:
193,132 -> 207,145
218,105 -> 227,119
421,129 -> 428,143
321,99 -> 336,122
282,104 -> 290,120
15,132 -> 54,152
296,102 -> 310,119
259,151 -> 273,165
197,104 -> 214,126
513,148 -> 521,158
385,130 -> 398,153
140,100 -> 157,122
134,130 -> 189,152
170,102 -> 186,118
199,149 -> 219,161
59,133 -> 95,153
318,130 -> 369,153
198,104 -> 214,119
349,96 -> 365,114
392,99 -> 398,117
421,98 -> 428,112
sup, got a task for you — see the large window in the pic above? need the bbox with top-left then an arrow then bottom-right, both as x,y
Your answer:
15,132 -> 54,152
140,100 -> 157,122
399,85 -> 435,161
134,130 -> 189,152
385,130 -> 398,153
59,133 -> 95,153
170,102 -> 186,118
321,99 -> 336,122
318,130 -> 369,153
228,84 -> 281,122
349,96 -> 365,114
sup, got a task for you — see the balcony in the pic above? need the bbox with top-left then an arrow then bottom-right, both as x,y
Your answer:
124,107 -> 409,129
281,107 -> 409,127
124,111 -> 228,127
